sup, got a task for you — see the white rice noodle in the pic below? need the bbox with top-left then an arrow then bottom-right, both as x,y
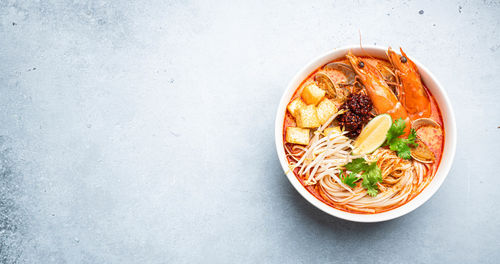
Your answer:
317,148 -> 429,212
291,131 -> 355,191
284,111 -> 432,214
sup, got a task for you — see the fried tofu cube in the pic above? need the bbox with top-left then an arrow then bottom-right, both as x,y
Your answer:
287,97 -> 306,118
296,105 -> 320,128
323,126 -> 342,137
286,127 -> 310,145
301,83 -> 325,105
316,98 -> 338,125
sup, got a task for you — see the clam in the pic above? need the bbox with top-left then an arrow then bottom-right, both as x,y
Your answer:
411,138 -> 435,163
324,62 -> 356,85
315,62 -> 356,100
411,118 -> 441,130
410,118 -> 441,163
314,72 -> 337,98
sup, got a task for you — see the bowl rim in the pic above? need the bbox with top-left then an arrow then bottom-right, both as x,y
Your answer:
275,45 -> 456,222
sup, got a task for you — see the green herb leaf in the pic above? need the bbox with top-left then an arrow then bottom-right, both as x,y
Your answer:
385,119 -> 418,160
364,162 -> 382,183
407,129 -> 418,147
389,138 -> 410,158
344,158 -> 382,196
366,188 -> 379,197
385,118 -> 406,144
344,158 -> 367,173
361,161 -> 382,196
340,171 -> 359,188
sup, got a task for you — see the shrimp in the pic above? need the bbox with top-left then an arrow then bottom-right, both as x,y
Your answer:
387,48 -> 431,119
345,51 -> 410,132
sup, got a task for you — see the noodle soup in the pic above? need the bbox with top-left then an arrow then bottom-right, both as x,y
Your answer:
282,47 -> 445,214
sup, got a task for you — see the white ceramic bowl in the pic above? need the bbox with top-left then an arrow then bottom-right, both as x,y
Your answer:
275,45 -> 456,222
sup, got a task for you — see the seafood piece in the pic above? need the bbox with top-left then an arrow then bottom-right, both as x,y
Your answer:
364,59 -> 395,83
314,72 -> 337,98
387,48 -> 431,119
411,138 -> 435,163
324,62 -> 356,85
345,51 -> 410,132
411,117 -> 442,161
314,72 -> 350,102
315,62 -> 357,102
411,117 -> 440,130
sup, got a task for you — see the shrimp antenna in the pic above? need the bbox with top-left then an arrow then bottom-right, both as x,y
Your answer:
358,29 -> 365,54
358,30 -> 378,61
358,30 -> 362,48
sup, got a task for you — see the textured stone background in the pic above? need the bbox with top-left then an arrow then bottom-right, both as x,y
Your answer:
0,0 -> 499,263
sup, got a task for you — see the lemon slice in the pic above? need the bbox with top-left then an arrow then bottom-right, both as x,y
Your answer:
352,114 -> 392,155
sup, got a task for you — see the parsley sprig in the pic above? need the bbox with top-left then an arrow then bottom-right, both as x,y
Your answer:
344,158 -> 382,197
384,118 -> 418,160
339,170 -> 359,188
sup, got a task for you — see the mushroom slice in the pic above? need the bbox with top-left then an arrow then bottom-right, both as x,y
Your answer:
411,138 -> 435,163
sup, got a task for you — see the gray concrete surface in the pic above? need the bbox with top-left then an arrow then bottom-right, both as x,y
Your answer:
0,0 -> 499,263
